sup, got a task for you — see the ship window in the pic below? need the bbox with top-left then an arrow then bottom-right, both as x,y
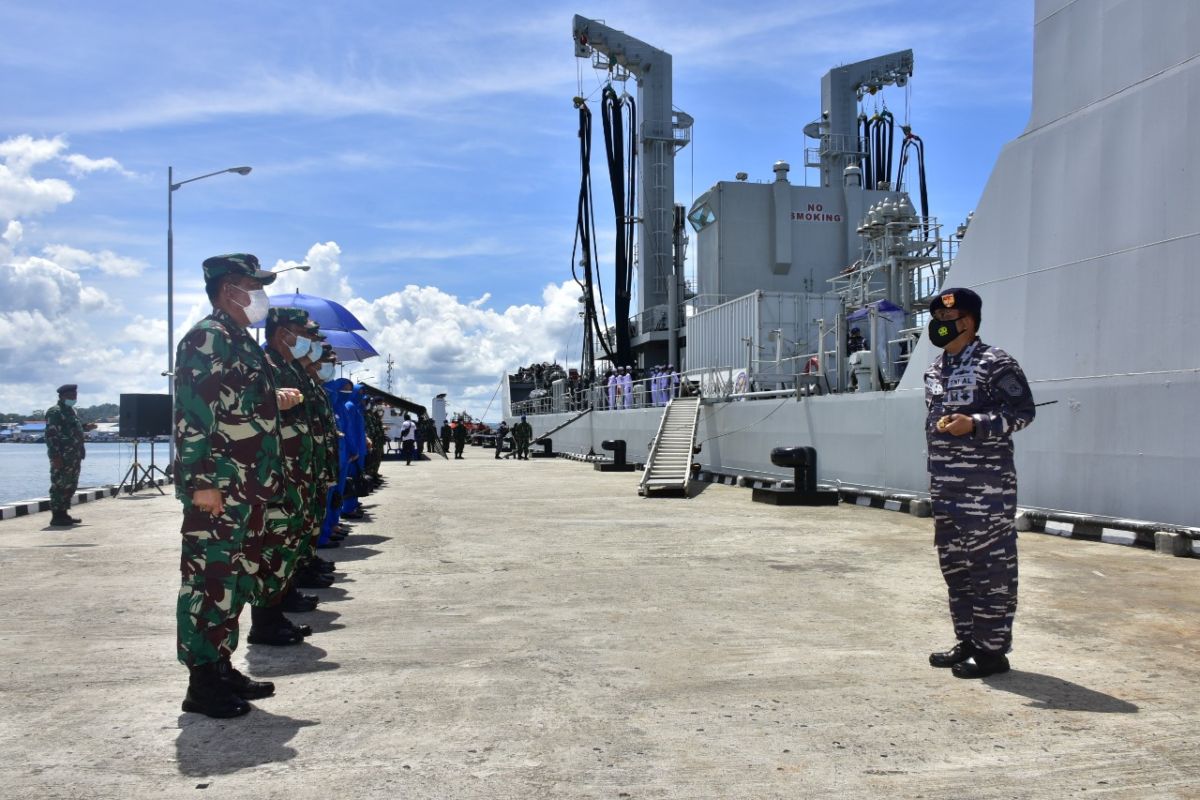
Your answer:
688,202 -> 716,232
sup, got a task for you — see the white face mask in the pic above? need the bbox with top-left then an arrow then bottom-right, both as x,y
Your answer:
318,363 -> 336,381
305,338 -> 323,359
287,336 -> 310,360
231,284 -> 270,325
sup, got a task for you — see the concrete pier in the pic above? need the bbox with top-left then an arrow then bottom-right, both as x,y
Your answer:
0,450 -> 1197,799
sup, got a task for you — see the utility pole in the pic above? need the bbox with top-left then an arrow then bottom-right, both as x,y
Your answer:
386,354 -> 395,394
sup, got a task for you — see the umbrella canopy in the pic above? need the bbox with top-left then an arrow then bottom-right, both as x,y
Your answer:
323,329 -> 378,363
262,290 -> 366,331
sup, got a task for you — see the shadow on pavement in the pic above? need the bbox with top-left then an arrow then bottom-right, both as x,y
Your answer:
308,586 -> 352,602
176,708 -> 318,777
984,670 -> 1139,713
244,642 -> 340,676
326,546 -> 381,563
290,608 -> 344,634
339,533 -> 391,546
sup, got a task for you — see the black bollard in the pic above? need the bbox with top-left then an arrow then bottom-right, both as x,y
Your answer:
752,446 -> 839,506
531,438 -> 555,459
595,438 -> 636,472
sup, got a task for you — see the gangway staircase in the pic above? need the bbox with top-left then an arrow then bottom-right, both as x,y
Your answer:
639,396 -> 701,496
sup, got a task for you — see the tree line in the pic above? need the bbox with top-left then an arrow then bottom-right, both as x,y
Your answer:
1,403 -> 120,424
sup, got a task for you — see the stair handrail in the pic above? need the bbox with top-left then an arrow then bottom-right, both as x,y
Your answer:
638,399 -> 675,491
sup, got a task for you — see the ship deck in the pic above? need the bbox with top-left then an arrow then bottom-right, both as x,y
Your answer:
0,447 -> 1197,799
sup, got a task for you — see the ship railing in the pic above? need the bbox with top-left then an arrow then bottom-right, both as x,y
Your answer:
510,366 -> 744,416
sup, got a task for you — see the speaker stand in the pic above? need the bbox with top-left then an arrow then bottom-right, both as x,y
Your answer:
118,440 -> 167,495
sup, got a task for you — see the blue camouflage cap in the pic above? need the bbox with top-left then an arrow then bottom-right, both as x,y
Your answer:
201,253 -> 277,285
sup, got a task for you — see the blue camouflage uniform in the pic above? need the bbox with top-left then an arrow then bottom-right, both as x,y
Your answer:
924,337 -> 1035,656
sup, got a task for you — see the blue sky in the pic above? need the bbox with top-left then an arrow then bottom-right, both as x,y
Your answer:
0,1 -> 1032,417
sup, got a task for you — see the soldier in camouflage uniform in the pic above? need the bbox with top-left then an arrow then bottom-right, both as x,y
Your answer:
173,253 -> 301,718
246,306 -> 319,645
923,288 -> 1035,679
45,384 -> 89,526
512,415 -> 533,460
286,337 -> 338,594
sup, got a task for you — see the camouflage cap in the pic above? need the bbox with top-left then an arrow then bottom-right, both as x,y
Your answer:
304,320 -> 327,340
267,307 -> 309,327
318,343 -> 337,362
201,253 -> 277,285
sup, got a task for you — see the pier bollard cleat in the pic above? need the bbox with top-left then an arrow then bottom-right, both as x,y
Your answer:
752,446 -> 839,506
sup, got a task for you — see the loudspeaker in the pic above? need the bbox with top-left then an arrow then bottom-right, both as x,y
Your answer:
119,393 -> 172,438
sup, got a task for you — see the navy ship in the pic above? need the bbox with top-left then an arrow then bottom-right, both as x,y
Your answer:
505,0 -> 1199,535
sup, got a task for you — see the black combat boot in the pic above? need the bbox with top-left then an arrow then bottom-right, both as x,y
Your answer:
929,640 -> 975,668
182,663 -> 252,718
310,556 -> 336,574
49,512 -> 74,527
952,650 -> 1011,679
247,605 -> 304,646
217,657 -> 275,700
281,587 -> 319,613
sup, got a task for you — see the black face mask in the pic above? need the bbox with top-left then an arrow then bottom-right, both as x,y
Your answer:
927,317 -> 963,348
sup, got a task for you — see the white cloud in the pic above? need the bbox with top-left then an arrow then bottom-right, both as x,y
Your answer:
261,240 -> 579,417
61,153 -> 133,177
42,243 -> 148,277
0,256 -> 82,316
0,134 -> 133,222
2,220 -> 22,245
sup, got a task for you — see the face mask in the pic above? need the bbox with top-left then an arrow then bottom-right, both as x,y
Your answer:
230,284 -> 270,325
306,338 -> 323,359
287,336 -> 310,360
318,363 -> 336,381
927,316 -> 964,349
63,398 -> 76,407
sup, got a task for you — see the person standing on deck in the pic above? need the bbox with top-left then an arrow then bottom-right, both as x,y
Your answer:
45,384 -> 92,527
923,288 -> 1035,680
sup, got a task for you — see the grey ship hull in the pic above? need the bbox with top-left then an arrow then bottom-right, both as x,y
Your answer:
510,0 -> 1200,529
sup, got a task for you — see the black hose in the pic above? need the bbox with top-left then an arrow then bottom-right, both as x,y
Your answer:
601,85 -> 633,367
860,114 -> 872,190
571,100 -> 617,377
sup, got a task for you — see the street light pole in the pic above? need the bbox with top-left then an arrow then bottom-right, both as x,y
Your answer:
166,164 -> 252,465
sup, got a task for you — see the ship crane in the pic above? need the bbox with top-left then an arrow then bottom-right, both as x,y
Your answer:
572,15 -> 693,370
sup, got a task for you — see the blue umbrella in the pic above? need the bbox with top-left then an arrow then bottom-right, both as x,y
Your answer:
264,290 -> 366,331
322,329 -> 379,363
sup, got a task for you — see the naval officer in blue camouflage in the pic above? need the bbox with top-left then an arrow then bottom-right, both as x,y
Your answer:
923,287 -> 1035,679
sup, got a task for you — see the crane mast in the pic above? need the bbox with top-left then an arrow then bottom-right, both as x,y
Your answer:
572,15 -> 692,369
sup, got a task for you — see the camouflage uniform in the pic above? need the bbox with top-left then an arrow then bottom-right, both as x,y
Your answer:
512,419 -> 533,459
924,337 -> 1035,655
45,398 -> 85,515
174,299 -> 284,668
256,314 -> 314,605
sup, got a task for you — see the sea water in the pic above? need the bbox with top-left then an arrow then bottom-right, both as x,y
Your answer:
0,442 -> 171,505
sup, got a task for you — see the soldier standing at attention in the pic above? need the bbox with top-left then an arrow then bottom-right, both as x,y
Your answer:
440,420 -> 452,454
452,418 -> 467,459
174,253 -> 301,718
923,288 -> 1035,679
45,384 -> 92,527
512,415 -> 534,460
247,306 -> 315,647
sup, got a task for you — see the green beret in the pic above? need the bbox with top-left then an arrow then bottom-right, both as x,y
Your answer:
57,384 -> 78,395
267,307 -> 309,326
202,253 -> 277,285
